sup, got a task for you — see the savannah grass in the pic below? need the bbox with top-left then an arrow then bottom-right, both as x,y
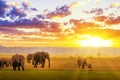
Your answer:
0,70 -> 120,80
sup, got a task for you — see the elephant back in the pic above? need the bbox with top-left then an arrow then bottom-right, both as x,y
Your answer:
12,54 -> 25,65
33,52 -> 44,61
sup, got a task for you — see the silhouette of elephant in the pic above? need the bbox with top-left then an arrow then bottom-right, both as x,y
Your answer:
0,58 -> 11,69
77,57 -> 87,68
27,53 -> 33,63
11,54 -> 25,71
32,51 -> 50,68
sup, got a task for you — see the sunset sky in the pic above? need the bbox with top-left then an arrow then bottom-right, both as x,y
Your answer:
0,0 -> 120,47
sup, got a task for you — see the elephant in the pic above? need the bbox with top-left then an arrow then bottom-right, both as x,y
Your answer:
87,63 -> 92,71
77,57 -> 82,68
27,53 -> 33,63
32,51 -> 50,68
11,54 -> 25,71
0,58 -> 11,69
77,57 -> 87,69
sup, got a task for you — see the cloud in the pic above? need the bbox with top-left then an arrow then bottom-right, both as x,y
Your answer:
110,2 -> 120,8
102,29 -> 119,39
69,0 -> 94,8
71,27 -> 120,39
0,18 -> 45,27
0,33 -> 22,41
0,0 -> 69,27
0,27 -> 25,34
0,19 -> 62,33
83,8 -> 104,15
94,16 -> 107,22
69,2 -> 82,8
69,19 -> 100,29
0,0 -> 38,20
21,1 -> 30,9
7,1 -> 38,20
41,22 -> 62,33
22,1 -> 38,11
90,8 -> 103,15
46,5 -> 71,19
0,0 -> 120,44
7,5 -> 26,19
94,16 -> 120,25
0,0 -> 8,18
70,0 -> 100,5
105,16 -> 120,25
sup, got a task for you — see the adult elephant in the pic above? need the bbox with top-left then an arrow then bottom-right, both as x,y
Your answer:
77,57 -> 87,68
0,58 -> 11,69
32,51 -> 50,68
11,54 -> 25,71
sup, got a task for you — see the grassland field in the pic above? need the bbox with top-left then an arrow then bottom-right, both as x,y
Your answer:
0,54 -> 120,80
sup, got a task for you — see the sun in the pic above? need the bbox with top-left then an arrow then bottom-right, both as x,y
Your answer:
77,36 -> 112,47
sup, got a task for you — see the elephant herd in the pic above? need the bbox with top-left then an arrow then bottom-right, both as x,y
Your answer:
0,51 -> 50,71
0,51 -> 92,71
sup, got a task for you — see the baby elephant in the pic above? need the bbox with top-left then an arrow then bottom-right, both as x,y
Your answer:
0,58 -> 11,69
87,63 -> 92,71
11,54 -> 25,71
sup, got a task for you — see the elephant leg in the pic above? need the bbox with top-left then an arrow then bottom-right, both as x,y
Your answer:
18,66 -> 20,71
34,65 -> 37,68
1,64 -> 4,68
41,59 -> 45,68
21,65 -> 24,71
1,65 -> 3,68
34,62 -> 37,68
13,66 -> 16,71
81,63 -> 85,69
0,64 -> 1,69
12,63 -> 16,70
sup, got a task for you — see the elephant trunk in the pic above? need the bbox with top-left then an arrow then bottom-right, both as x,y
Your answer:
48,58 -> 50,68
32,59 -> 34,65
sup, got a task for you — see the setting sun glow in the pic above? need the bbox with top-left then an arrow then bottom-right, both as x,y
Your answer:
78,36 -> 112,47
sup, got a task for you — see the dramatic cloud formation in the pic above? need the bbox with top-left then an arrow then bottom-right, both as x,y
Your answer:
0,0 -> 120,47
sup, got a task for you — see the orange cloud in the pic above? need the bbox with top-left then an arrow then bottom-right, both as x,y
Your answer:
94,16 -> 107,22
105,16 -> 120,25
78,28 -> 120,39
70,19 -> 100,29
94,16 -> 120,25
